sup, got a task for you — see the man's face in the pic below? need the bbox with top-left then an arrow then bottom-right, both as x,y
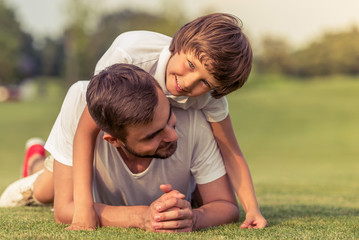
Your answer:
166,50 -> 219,97
121,88 -> 178,159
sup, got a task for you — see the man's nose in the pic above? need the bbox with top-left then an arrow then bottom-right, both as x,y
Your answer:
163,126 -> 178,142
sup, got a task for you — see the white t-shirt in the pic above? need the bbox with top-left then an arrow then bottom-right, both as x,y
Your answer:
45,81 -> 226,205
45,81 -> 88,166
95,30 -> 229,123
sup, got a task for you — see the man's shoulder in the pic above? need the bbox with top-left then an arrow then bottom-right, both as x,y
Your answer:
173,107 -> 208,130
173,107 -> 198,118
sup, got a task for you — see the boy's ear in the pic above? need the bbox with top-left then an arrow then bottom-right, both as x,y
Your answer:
103,134 -> 123,148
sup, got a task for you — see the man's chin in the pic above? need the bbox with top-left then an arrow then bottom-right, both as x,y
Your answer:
155,142 -> 177,159
123,142 -> 177,159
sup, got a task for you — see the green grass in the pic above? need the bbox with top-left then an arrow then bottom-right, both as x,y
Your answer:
0,75 -> 358,239
0,80 -> 65,187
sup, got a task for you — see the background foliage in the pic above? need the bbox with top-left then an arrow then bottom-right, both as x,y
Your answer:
1,0 -> 359,87
0,0 -> 186,87
255,27 -> 359,77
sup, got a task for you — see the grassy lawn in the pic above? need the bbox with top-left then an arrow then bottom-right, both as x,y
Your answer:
0,76 -> 358,239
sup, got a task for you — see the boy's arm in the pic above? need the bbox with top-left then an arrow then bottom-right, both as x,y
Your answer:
210,115 -> 268,229
68,106 -> 100,230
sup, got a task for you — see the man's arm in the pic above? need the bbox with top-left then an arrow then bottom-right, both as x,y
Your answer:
53,160 -> 187,231
192,174 -> 239,230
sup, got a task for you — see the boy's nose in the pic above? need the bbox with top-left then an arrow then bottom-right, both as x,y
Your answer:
183,75 -> 200,90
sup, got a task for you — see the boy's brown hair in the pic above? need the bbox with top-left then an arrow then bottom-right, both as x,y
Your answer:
169,13 -> 252,98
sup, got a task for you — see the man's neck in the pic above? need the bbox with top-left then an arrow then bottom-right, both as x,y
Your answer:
117,147 -> 152,174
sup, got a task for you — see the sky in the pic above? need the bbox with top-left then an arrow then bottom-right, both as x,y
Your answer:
4,0 -> 359,48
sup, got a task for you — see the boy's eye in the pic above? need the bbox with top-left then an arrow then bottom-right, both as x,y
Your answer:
188,60 -> 195,69
201,80 -> 211,88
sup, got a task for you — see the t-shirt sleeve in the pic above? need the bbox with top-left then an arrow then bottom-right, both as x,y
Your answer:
94,36 -> 132,74
201,96 -> 229,123
190,110 -> 226,184
44,81 -> 88,166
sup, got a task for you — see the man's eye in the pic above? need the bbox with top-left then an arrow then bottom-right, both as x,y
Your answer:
145,135 -> 156,140
188,60 -> 195,69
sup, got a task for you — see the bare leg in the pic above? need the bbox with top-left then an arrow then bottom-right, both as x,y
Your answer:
26,150 -> 54,204
33,169 -> 54,204
0,139 -> 54,207
28,154 -> 46,176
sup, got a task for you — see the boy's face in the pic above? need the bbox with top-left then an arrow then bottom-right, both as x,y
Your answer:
166,50 -> 219,97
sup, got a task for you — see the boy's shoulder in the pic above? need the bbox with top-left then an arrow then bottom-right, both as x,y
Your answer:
115,31 -> 172,46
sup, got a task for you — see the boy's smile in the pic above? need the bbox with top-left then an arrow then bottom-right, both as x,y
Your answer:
166,50 -> 219,97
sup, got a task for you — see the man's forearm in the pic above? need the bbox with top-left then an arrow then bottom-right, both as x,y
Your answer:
94,203 -> 148,229
93,190 -> 186,230
192,201 -> 239,230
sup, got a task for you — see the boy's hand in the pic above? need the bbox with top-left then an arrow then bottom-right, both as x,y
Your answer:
66,207 -> 100,231
240,210 -> 267,229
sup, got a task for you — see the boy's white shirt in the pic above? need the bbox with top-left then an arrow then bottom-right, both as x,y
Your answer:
95,30 -> 229,123
44,81 -> 226,204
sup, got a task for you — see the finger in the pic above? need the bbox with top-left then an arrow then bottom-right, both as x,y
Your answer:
155,208 -> 193,222
156,193 -> 185,211
153,207 -> 180,221
160,184 -> 173,193
66,224 -> 96,231
253,221 -> 268,229
154,229 -> 177,233
156,197 -> 190,212
153,219 -> 192,230
156,228 -> 192,233
159,190 -> 185,201
240,220 -> 251,229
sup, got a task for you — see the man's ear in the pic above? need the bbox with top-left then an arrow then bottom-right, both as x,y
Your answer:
103,134 -> 123,148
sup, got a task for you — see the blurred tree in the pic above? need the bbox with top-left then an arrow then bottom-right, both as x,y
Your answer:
19,32 -> 41,77
0,1 -> 41,85
40,38 -> 65,77
62,0 -> 187,87
62,0 -> 100,87
90,9 -> 185,71
292,26 -> 359,76
255,36 -> 294,74
0,0 -> 23,85
255,27 -> 359,78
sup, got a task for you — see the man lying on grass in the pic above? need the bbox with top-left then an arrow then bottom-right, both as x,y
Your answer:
0,64 -> 238,232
